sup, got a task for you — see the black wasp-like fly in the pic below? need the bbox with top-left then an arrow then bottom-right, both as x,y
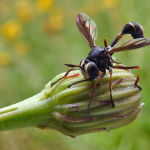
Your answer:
52,13 -> 150,114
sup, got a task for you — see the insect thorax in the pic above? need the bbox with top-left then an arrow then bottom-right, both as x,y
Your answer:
87,46 -> 112,72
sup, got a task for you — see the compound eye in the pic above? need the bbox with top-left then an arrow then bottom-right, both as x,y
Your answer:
87,62 -> 99,80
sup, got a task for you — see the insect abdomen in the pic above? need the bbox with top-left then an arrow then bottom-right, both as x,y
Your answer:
121,22 -> 144,39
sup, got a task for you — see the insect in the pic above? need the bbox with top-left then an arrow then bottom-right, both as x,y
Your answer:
52,13 -> 150,114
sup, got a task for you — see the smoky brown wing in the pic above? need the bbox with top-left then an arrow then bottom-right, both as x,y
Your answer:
108,38 -> 150,53
76,13 -> 98,48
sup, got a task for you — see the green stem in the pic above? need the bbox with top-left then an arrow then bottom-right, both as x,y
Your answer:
0,91 -> 54,131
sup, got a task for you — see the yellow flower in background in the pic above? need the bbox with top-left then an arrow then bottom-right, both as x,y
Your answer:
104,0 -> 119,8
43,12 -> 64,34
13,42 -> 29,55
16,1 -> 33,23
36,0 -> 54,13
83,0 -> 119,16
49,13 -> 64,30
83,2 -> 100,16
0,52 -> 12,66
1,21 -> 21,41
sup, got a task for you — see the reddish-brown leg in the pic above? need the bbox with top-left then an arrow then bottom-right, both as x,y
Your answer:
112,65 -> 141,90
86,71 -> 106,114
51,65 -> 78,86
104,38 -> 108,48
86,70 -> 123,113
86,78 -> 99,114
109,68 -> 115,108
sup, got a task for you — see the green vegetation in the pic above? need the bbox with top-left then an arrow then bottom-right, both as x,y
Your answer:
0,0 -> 150,150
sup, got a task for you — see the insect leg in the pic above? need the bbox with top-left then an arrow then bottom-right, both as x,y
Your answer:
108,68 -> 115,108
86,71 -> 106,114
68,79 -> 90,88
104,38 -> 108,48
51,64 -> 80,86
112,65 -> 141,90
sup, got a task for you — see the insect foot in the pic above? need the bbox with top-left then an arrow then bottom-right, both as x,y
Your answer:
0,67 -> 142,137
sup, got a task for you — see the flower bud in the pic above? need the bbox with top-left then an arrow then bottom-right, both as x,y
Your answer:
0,66 -> 142,137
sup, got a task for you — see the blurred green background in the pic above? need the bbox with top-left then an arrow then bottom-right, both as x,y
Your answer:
0,0 -> 150,150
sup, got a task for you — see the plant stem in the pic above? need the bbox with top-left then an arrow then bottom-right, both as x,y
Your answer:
0,90 -> 54,131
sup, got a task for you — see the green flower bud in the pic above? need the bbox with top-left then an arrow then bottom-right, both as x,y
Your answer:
0,66 -> 142,137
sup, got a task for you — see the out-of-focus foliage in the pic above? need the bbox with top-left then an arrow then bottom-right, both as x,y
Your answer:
0,0 -> 150,150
